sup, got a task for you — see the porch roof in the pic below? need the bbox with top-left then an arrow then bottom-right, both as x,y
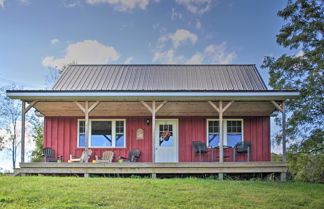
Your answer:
7,90 -> 299,102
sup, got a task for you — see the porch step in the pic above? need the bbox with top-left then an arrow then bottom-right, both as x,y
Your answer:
13,168 -> 22,176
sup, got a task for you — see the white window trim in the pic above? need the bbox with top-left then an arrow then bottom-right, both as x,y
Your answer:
77,119 -> 126,148
206,119 -> 244,147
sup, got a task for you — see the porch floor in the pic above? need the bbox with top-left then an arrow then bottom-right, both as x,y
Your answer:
17,162 -> 288,177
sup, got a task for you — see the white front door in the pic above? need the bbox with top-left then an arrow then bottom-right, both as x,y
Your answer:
155,119 -> 178,162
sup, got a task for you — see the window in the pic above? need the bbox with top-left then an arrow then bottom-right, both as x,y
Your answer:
226,120 -> 242,147
79,121 -> 85,147
207,119 -> 243,147
208,120 -> 219,148
78,119 -> 126,148
159,124 -> 173,147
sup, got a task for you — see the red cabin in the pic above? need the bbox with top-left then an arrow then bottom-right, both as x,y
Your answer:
8,64 -> 298,179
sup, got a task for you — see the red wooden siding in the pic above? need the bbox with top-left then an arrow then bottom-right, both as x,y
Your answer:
44,116 -> 270,162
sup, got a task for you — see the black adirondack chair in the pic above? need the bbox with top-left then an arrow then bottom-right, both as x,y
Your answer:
233,141 -> 251,162
192,141 -> 213,162
42,147 -> 56,162
120,149 -> 141,162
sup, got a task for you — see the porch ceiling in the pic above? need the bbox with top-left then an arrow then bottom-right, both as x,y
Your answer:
34,101 -> 276,117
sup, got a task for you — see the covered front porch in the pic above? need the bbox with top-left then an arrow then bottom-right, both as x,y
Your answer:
7,90 -> 298,180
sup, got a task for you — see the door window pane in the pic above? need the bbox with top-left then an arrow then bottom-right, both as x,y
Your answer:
91,121 -> 112,147
159,124 -> 173,146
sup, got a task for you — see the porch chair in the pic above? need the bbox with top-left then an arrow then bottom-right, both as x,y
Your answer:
69,149 -> 93,163
95,151 -> 114,163
192,141 -> 213,162
119,149 -> 141,162
42,147 -> 56,162
233,141 -> 251,162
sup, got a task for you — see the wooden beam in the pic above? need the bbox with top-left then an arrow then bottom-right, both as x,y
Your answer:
84,101 -> 90,162
21,101 -> 37,163
140,101 -> 168,163
88,101 -> 100,113
73,101 -> 101,162
219,101 -> 224,163
271,100 -> 287,162
152,101 -> 156,163
271,100 -> 283,112
21,101 -> 26,163
17,162 -> 289,176
141,101 -> 153,113
155,101 -> 167,113
74,101 -> 86,113
208,101 -> 220,113
23,101 -> 37,114
223,100 -> 234,113
282,102 -> 286,162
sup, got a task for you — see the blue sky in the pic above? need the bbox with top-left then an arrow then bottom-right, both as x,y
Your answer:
0,0 -> 293,89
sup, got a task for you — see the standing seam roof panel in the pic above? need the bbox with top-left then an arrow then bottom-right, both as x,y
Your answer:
52,64 -> 267,91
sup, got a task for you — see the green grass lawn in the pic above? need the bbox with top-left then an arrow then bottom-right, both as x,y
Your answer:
0,176 -> 323,209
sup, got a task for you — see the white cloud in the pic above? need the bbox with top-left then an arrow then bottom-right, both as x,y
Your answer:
170,29 -> 198,48
64,0 -> 81,8
153,23 -> 167,33
153,42 -> 236,64
153,49 -> 185,64
295,50 -> 304,57
0,0 -> 5,8
171,8 -> 183,20
42,40 -> 120,70
158,29 -> 198,49
124,57 -> 134,64
186,52 -> 203,64
19,0 -> 29,4
51,39 -> 59,45
85,0 -> 149,11
195,20 -> 202,29
204,42 -> 236,64
175,0 -> 212,14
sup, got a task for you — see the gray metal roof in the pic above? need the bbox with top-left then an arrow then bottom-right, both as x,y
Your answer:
52,64 -> 267,91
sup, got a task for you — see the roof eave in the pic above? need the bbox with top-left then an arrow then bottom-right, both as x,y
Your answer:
6,90 -> 300,102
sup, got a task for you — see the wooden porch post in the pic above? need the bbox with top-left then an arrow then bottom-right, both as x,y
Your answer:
282,102 -> 286,162
85,101 -> 89,153
74,101 -> 100,162
21,101 -> 37,163
271,100 -> 287,162
21,101 -> 26,163
208,100 -> 234,163
141,101 -> 167,162
152,101 -> 156,162
219,101 -> 224,163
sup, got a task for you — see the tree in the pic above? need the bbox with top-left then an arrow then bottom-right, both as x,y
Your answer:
262,0 -> 323,148
0,84 -> 22,169
30,115 -> 44,162
45,63 -> 74,89
0,135 -> 4,151
262,0 -> 323,182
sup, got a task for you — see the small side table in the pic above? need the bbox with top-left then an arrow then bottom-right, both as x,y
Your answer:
212,146 -> 232,162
